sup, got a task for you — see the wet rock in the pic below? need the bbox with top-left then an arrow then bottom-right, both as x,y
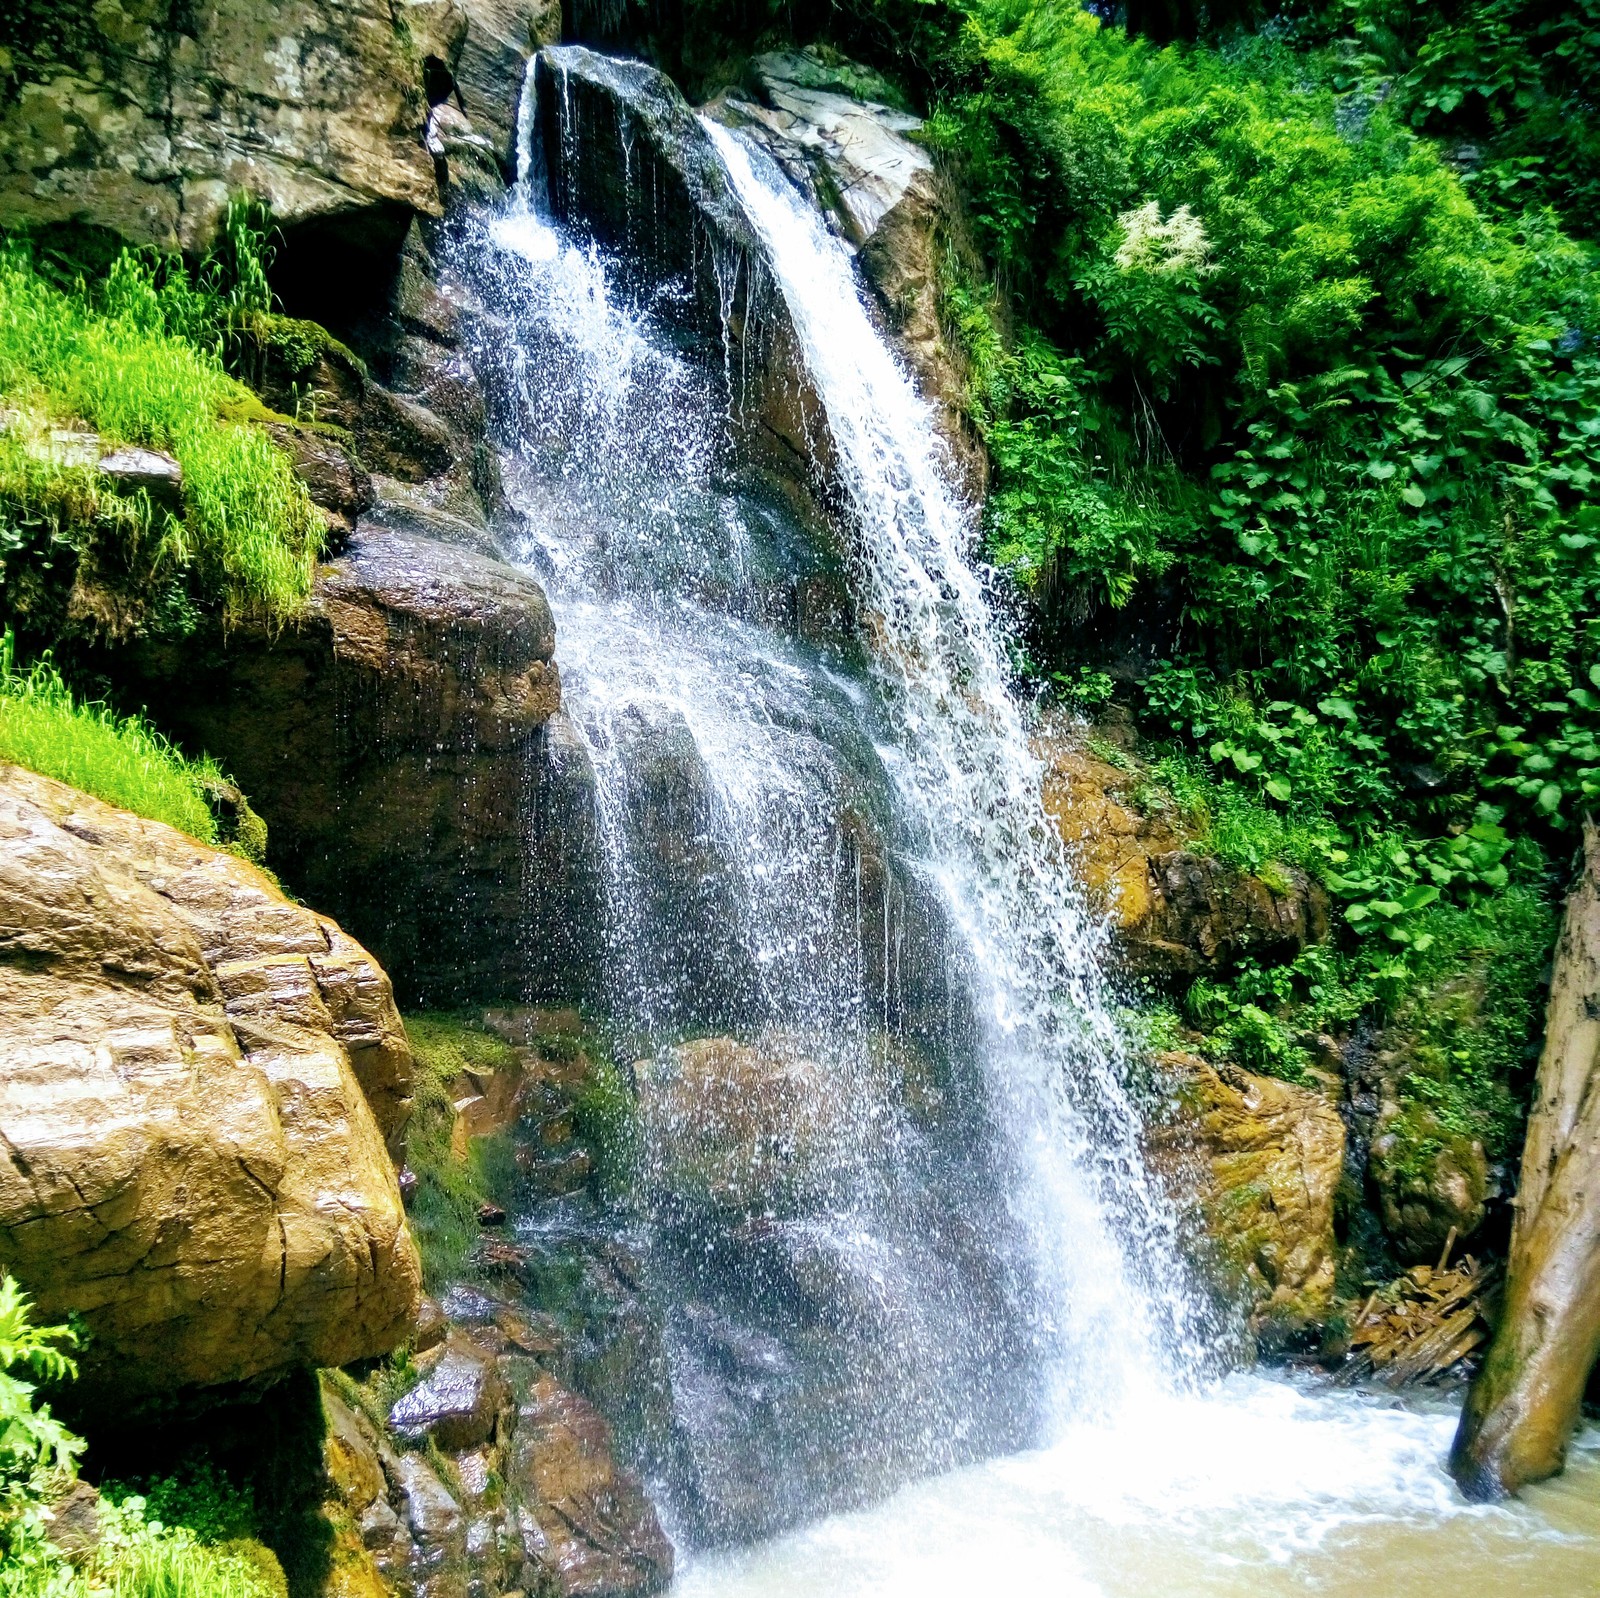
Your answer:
537,46 -> 834,504
0,0 -> 452,250
507,1370 -> 673,1597
97,446 -> 184,514
391,1452 -> 465,1546
453,0 -> 562,164
1149,1051 -> 1346,1340
262,423 -> 374,535
1370,1103 -> 1491,1265
390,1340 -> 511,1452
0,765 -> 420,1402
416,1296 -> 451,1353
104,526 -> 591,1006
1038,725 -> 1329,978
711,48 -> 987,495
428,103 -> 508,208
636,1033 -> 909,1217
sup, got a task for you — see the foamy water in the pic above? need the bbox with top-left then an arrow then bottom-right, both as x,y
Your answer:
672,1379 -> 1600,1596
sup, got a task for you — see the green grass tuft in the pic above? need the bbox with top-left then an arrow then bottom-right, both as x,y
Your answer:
0,239 -> 323,625
0,638 -> 227,843
402,1015 -> 523,1290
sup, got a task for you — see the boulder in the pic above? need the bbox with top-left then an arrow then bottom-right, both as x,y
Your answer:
711,48 -> 987,495
388,1337 -> 511,1451
0,764 -> 420,1401
536,45 -> 834,501
103,525 -> 599,1006
451,0 -> 562,166
1038,725 -> 1329,978
0,0 -> 459,250
508,1369 -> 673,1597
1149,1051 -> 1346,1339
634,1033 -> 929,1218
1369,1100 -> 1490,1265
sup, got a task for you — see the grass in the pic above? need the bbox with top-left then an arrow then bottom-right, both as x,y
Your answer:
0,242 -> 323,624
0,638 -> 228,843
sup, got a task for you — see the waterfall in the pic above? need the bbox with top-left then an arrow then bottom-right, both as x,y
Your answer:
702,122 -> 1208,1411
439,52 -> 1214,1546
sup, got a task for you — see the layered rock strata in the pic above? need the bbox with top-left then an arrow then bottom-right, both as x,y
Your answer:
0,764 -> 420,1400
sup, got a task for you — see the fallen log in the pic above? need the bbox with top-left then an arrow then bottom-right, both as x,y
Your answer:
1450,818 -> 1600,1499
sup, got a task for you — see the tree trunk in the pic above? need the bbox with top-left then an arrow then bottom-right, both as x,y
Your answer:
1451,819 -> 1600,1499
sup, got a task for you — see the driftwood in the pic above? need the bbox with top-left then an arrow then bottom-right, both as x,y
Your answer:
1451,819 -> 1600,1499
1335,1247 -> 1499,1390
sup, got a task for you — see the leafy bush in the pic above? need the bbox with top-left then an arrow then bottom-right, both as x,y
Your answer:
0,637 -> 232,844
0,1278 -> 281,1598
0,1279 -> 79,1538
0,215 -> 323,628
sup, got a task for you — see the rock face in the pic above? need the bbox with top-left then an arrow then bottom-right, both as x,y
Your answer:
108,525 -> 595,1007
537,45 -> 836,506
0,0 -> 460,250
711,48 -> 987,495
1150,1051 -> 1346,1339
323,1321 -> 673,1598
0,764 -> 420,1401
1038,726 -> 1329,979
1369,1098 -> 1491,1264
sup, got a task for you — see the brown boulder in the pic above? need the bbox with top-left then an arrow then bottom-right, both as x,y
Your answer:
104,525 -> 586,1005
1150,1051 -> 1346,1338
389,1336 -> 510,1451
635,1033 -> 931,1217
0,0 -> 457,250
509,1370 -> 673,1597
1370,1101 -> 1490,1265
1038,727 -> 1328,978
0,765 -> 420,1401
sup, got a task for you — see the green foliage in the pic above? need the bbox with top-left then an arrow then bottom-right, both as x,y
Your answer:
0,215 -> 323,629
920,0 -> 1600,865
94,1498 -> 281,1598
0,1279 -> 79,1543
1315,0 -> 1600,232
0,1283 -> 284,1598
0,636 -> 232,844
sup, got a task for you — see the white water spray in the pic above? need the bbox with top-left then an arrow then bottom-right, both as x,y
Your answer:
705,119 -> 1207,1411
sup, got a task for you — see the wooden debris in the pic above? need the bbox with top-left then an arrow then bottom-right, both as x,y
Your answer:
1334,1254 -> 1501,1390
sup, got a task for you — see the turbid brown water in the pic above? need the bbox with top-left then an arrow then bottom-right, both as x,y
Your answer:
670,1376 -> 1600,1597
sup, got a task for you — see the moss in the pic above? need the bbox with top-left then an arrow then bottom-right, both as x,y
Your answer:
0,641 -> 246,843
402,1013 -> 523,1290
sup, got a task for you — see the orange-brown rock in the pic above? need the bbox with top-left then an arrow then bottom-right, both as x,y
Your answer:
0,765 -> 420,1401
509,1369 -> 674,1596
1037,726 -> 1329,979
1150,1051 -> 1346,1338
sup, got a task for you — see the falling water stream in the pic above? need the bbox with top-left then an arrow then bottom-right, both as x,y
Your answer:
448,55 -> 1600,1594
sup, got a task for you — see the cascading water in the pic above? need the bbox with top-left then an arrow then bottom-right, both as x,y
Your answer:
440,53 -> 1048,1543
704,118 -> 1210,1413
436,47 -> 1600,1598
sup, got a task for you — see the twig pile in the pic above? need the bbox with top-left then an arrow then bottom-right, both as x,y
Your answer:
1335,1233 -> 1501,1389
